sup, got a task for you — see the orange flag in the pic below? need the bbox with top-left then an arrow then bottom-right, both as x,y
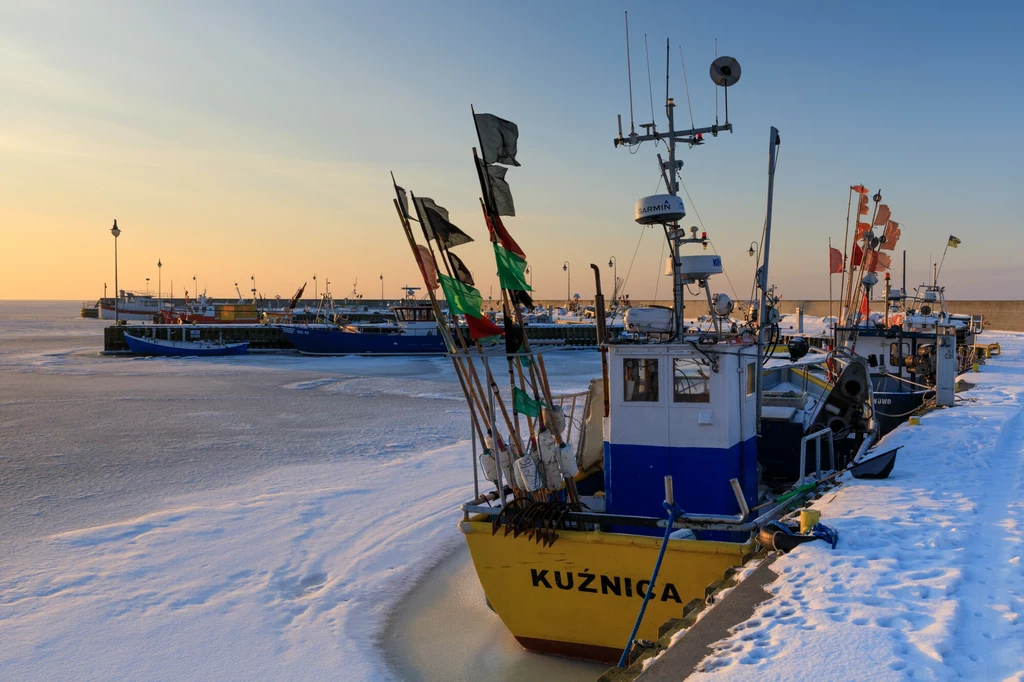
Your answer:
859,293 -> 870,318
872,204 -> 891,226
852,242 -> 864,266
855,222 -> 871,240
829,247 -> 843,274
851,184 -> 869,195
880,221 -> 901,250
857,194 -> 869,215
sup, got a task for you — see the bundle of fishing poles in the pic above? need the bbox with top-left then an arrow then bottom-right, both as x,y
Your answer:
389,110 -> 582,510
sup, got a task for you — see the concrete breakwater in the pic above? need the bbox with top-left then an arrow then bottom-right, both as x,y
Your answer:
506,299 -> 1024,332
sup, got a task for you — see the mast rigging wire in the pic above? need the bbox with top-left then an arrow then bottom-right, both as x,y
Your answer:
677,178 -> 741,304
679,46 -> 696,130
620,176 -> 664,297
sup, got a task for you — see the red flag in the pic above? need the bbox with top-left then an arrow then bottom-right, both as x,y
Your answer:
465,313 -> 505,340
829,247 -> 843,274
865,250 -> 892,272
851,184 -> 869,195
482,207 -> 526,259
880,221 -> 901,250
414,245 -> 438,291
872,204 -> 891,226
852,242 -> 863,266
857,194 -> 869,215
855,221 -> 871,240
859,293 -> 870,318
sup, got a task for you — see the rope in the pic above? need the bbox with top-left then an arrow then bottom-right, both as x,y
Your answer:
617,499 -> 680,668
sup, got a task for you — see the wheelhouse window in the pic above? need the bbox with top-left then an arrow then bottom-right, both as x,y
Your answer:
673,357 -> 711,403
623,358 -> 659,402
746,361 -> 756,397
395,307 -> 432,322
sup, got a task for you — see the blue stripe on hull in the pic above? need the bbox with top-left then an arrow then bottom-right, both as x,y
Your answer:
604,437 -> 758,539
280,326 -> 446,356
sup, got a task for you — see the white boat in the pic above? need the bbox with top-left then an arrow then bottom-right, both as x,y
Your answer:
97,291 -> 164,321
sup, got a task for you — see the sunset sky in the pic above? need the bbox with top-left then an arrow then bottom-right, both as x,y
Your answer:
2,0 -> 1021,301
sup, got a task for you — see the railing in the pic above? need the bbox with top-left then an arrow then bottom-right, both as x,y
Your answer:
550,389 -> 591,461
798,427 -> 835,485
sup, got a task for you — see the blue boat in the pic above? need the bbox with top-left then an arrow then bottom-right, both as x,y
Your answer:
280,325 -> 446,356
124,333 -> 249,357
280,305 -> 447,356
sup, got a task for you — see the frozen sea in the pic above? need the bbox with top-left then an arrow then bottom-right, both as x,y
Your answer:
0,301 -> 601,681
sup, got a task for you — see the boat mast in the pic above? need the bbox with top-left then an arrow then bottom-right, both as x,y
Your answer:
755,127 -> 780,433
613,40 -> 736,338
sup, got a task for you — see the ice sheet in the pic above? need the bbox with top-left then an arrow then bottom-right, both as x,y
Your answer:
0,302 -> 601,681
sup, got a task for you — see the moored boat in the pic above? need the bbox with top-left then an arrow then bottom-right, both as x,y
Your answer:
279,304 -> 446,356
123,333 -> 249,357
97,291 -> 163,321
391,48 -> 878,666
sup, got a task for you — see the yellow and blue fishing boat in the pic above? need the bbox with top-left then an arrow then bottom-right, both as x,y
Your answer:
394,49 -> 877,666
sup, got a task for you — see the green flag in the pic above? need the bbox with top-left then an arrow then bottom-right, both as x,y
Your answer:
513,387 -> 545,418
438,273 -> 483,318
493,243 -> 532,292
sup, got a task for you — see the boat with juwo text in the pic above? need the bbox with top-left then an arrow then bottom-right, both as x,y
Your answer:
391,40 -> 878,666
831,201 -> 984,435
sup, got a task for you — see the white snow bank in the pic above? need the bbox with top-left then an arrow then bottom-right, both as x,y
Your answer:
686,332 -> 1024,682
0,444 -> 474,681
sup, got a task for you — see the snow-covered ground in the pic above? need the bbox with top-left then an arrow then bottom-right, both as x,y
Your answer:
686,331 -> 1024,681
0,302 -> 599,681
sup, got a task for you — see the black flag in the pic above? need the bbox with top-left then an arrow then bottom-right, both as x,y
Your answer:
477,159 -> 516,217
448,252 -> 475,287
475,113 -> 521,167
510,289 -> 534,309
395,185 -> 411,220
504,315 -> 525,356
414,197 -> 474,249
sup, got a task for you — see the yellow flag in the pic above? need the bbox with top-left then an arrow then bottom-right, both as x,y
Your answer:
948,235 -> 961,248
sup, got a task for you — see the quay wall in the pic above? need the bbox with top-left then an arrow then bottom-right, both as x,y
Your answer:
505,300 -> 1024,332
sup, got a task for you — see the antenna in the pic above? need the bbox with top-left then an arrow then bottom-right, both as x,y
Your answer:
644,34 -> 655,126
624,12 -> 636,138
665,38 -> 670,111
710,56 -> 741,128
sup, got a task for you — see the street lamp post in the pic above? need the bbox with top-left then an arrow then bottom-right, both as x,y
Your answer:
313,274 -> 317,300
748,241 -> 758,258
145,277 -> 150,295
380,273 -> 384,301
525,265 -> 532,289
562,261 -> 570,308
608,256 -> 617,304
157,259 -> 162,304
111,220 -> 121,323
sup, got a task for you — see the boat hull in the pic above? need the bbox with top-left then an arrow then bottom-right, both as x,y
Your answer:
461,518 -> 751,664
280,325 -> 446,356
872,375 -> 930,436
123,335 -> 249,357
